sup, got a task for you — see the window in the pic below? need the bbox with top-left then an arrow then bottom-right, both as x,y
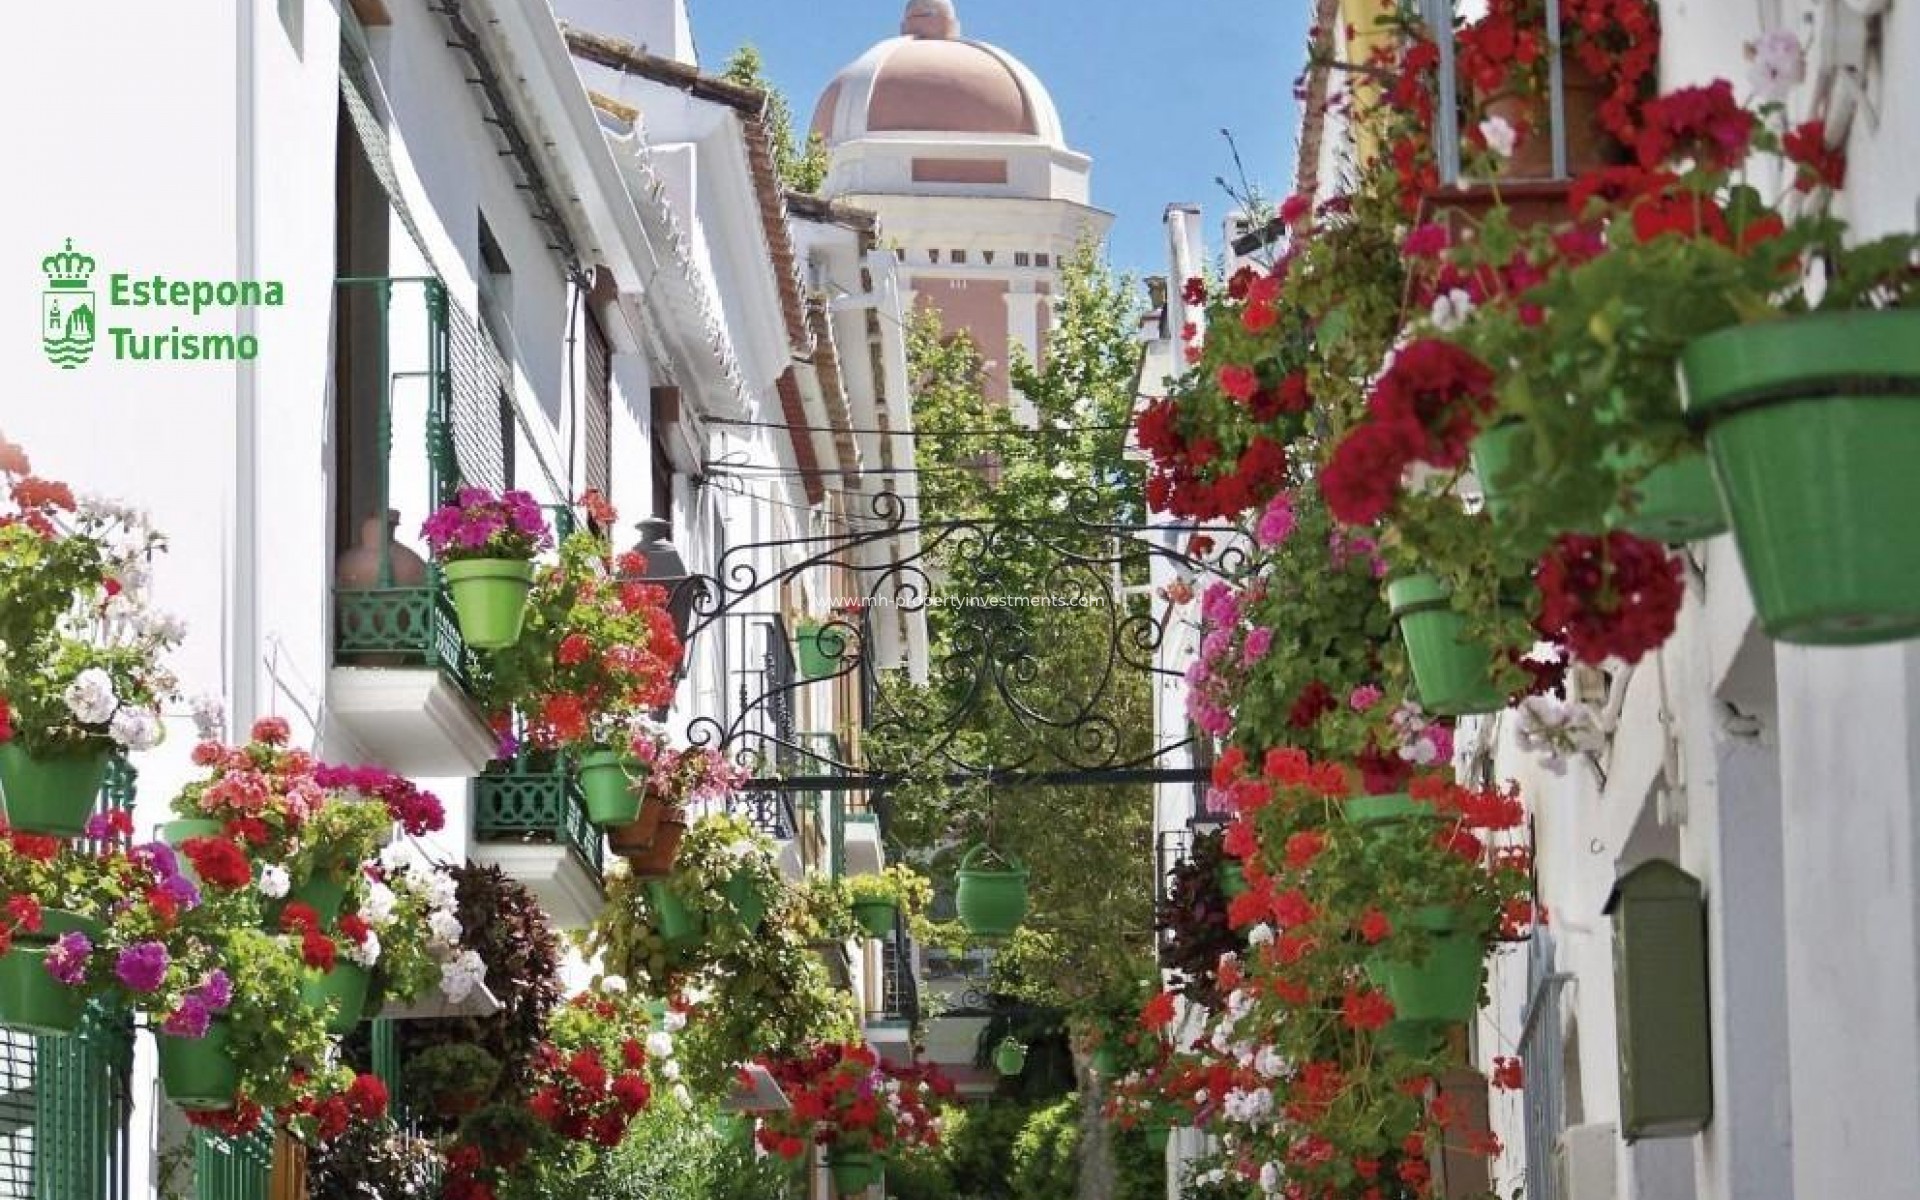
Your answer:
1035,253 -> 1051,268
928,248 -> 940,264
951,249 -> 967,264
1014,251 -> 1031,267
584,305 -> 612,497
477,215 -> 516,487
982,250 -> 996,265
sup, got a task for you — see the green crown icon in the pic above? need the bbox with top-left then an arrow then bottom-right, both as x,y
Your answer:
43,239 -> 95,291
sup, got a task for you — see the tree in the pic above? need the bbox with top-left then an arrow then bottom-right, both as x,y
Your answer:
721,45 -> 830,193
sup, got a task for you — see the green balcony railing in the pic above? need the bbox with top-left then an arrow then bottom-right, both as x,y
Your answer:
332,276 -> 477,690
473,755 -> 604,882
192,1126 -> 272,1200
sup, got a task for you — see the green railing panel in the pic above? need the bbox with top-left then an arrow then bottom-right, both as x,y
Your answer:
473,757 -> 603,881
192,1126 -> 272,1200
331,276 -> 478,690
34,1006 -> 133,1200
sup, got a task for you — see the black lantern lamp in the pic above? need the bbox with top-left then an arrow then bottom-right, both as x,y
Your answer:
624,517 -> 698,654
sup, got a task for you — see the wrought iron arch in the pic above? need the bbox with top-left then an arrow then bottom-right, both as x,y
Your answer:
671,488 -> 1239,795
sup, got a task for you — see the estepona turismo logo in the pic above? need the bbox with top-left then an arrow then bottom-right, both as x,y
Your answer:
41,238 -> 285,370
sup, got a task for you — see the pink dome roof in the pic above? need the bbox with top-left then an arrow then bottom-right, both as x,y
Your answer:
810,1 -> 1066,148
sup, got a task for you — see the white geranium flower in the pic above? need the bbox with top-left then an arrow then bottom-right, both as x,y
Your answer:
347,930 -> 382,968
438,950 -> 487,1003
670,1083 -> 692,1107
361,881 -> 397,925
1515,694 -> 1610,775
1246,922 -> 1274,947
1748,30 -> 1806,103
1429,287 -> 1476,332
427,909 -> 464,947
258,864 -> 292,899
646,1030 -> 674,1058
141,611 -> 188,644
377,843 -> 412,874
1478,115 -> 1518,160
425,870 -> 459,911
600,974 -> 628,994
663,1007 -> 689,1032
108,707 -> 163,752
189,694 -> 226,741
661,1060 -> 682,1082
1254,1046 -> 1286,1078
1259,1162 -> 1282,1192
63,668 -> 119,725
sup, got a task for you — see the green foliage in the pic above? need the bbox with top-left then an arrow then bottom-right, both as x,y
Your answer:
570,1101 -> 802,1200
400,1043 -> 501,1116
722,45 -> 830,193
1010,1096 -> 1082,1200
306,1117 -> 442,1199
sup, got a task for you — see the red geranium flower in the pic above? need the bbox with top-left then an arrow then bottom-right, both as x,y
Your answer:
181,837 -> 252,891
1341,987 -> 1395,1031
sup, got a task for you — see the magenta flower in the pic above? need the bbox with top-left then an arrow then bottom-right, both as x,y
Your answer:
1255,493 -> 1297,548
114,942 -> 169,992
162,996 -> 212,1038
195,969 -> 233,1012
42,932 -> 92,987
1243,628 -> 1275,664
1349,684 -> 1385,712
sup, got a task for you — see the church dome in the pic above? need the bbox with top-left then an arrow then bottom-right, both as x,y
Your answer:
810,0 -> 1067,149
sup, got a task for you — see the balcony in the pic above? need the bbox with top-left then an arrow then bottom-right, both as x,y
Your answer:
328,276 -> 495,778
468,755 -> 605,929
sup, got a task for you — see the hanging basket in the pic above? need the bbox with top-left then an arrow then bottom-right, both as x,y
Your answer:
1365,906 -> 1485,1025
1216,861 -> 1248,898
264,867 -> 350,931
954,845 -> 1029,939
1681,309 -> 1920,644
646,880 -> 706,947
827,1142 -> 879,1196
993,1037 -> 1028,1077
576,750 -> 644,827
624,806 -> 689,877
302,963 -> 373,1037
607,797 -> 667,856
850,898 -> 898,940
794,619 -> 842,680
1387,575 -> 1508,716
721,871 -> 769,932
0,910 -> 100,1036
1610,449 -> 1727,543
159,1020 -> 241,1110
0,742 -> 111,837
440,558 -> 535,650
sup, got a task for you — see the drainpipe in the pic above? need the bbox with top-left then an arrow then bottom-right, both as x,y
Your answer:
232,0 -> 261,728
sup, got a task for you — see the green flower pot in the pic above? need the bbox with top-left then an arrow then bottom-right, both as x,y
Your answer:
302,963 -> 372,1036
954,845 -> 1028,939
850,898 -> 898,940
577,750 -> 643,827
721,871 -> 768,932
158,1020 -> 240,1110
1341,792 -> 1425,829
1681,309 -> 1920,643
1145,1126 -> 1171,1154
263,868 -> 350,931
794,619 -> 842,680
1469,422 -> 1530,527
1365,907 -> 1484,1025
1089,1045 -> 1118,1076
1216,861 -> 1248,898
0,911 -> 100,1036
1381,1019 -> 1448,1057
440,558 -> 535,650
1387,575 -> 1507,716
993,1037 -> 1028,1077
0,743 -> 111,837
646,880 -> 705,947
827,1143 -> 879,1195
1611,449 -> 1727,543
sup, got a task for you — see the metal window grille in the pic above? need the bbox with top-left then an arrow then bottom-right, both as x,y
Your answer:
1521,928 -> 1574,1200
1420,0 -> 1577,184
583,311 -> 612,497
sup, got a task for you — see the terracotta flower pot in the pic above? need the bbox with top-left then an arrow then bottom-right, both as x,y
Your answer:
623,806 -> 688,877
607,797 -> 667,855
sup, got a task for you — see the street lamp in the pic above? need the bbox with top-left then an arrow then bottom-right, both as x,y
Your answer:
624,516 -> 698,654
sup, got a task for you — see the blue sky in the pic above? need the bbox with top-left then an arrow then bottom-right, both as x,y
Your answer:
687,0 -> 1311,282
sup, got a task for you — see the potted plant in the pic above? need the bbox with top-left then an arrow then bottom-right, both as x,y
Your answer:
611,737 -> 746,874
992,1036 -> 1028,1077
755,1043 -> 952,1189
791,873 -> 859,948
844,864 -> 931,941
472,515 -> 682,825
405,1043 -> 504,1119
420,485 -> 551,650
0,450 -> 179,835
953,844 -> 1028,939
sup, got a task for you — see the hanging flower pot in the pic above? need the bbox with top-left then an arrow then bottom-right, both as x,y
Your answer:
302,963 -> 372,1037
1341,792 -> 1427,831
607,797 -> 667,857
1145,1126 -> 1172,1154
623,805 -> 688,877
158,1019 -> 240,1110
1610,450 -> 1727,543
261,866 -> 350,932
794,619 -> 842,680
850,897 -> 898,940
992,1037 -> 1028,1077
1387,575 -> 1508,716
576,749 -> 643,827
0,910 -> 100,1036
646,879 -> 705,947
440,559 -> 536,651
721,871 -> 768,932
1216,861 -> 1248,898
1088,1045 -> 1119,1076
1381,1019 -> 1447,1057
1681,310 -> 1920,644
1365,906 -> 1484,1025
0,742 -> 111,837
827,1142 -> 879,1196
954,844 -> 1028,939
